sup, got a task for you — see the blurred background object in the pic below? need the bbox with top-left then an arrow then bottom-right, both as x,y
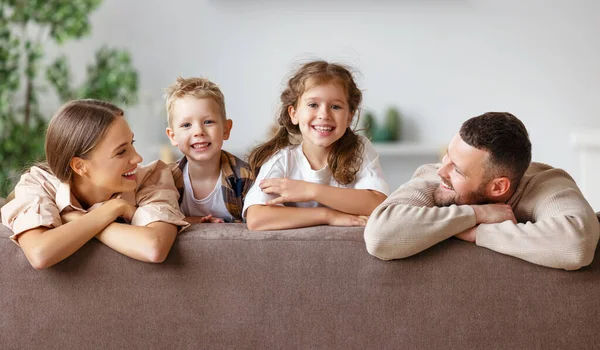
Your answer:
0,0 -> 138,197
362,106 -> 402,142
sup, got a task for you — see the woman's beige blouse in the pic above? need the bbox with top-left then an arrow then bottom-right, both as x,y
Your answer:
1,160 -> 188,245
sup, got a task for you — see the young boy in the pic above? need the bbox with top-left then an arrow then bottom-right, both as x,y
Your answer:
165,77 -> 254,223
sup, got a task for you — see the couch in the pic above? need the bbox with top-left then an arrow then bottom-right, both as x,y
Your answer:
2,219 -> 600,349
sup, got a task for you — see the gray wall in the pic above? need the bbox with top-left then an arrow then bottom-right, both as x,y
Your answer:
44,0 -> 600,189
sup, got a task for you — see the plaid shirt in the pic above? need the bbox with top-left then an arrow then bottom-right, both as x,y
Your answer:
172,150 -> 254,223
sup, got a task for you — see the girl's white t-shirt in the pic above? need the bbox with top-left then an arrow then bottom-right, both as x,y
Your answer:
180,162 -> 233,222
242,136 -> 390,217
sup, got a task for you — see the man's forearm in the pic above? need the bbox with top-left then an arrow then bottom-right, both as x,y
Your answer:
364,202 -> 477,260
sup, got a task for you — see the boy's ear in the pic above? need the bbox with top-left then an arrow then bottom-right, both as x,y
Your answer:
165,127 -> 178,147
70,157 -> 88,178
223,119 -> 233,140
288,105 -> 299,125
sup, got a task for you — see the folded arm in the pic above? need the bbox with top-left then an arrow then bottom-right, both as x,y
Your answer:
364,164 -> 477,260
260,179 -> 386,216
15,200 -> 125,269
246,205 -> 366,231
476,184 -> 600,270
94,221 -> 177,263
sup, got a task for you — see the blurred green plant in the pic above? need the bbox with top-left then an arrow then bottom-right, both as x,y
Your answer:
0,0 -> 138,197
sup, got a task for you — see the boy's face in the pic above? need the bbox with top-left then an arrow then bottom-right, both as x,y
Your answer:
166,96 -> 232,164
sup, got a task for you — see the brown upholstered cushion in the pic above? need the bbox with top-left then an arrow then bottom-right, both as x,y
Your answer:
1,223 -> 599,348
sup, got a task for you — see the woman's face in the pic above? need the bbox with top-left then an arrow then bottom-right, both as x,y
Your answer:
82,117 -> 143,194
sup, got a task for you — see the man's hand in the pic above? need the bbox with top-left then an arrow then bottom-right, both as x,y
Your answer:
259,178 -> 317,205
471,204 -> 516,225
455,226 -> 478,243
185,215 -> 224,224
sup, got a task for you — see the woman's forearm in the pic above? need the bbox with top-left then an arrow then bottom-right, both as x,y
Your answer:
95,221 -> 177,263
16,201 -> 123,269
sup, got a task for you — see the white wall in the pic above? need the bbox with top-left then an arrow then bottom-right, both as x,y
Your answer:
44,0 -> 600,190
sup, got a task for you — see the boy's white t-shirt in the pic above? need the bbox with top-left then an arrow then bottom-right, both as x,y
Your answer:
180,162 -> 233,222
242,136 -> 390,218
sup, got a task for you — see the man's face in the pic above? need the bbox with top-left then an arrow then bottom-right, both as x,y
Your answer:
433,134 -> 492,206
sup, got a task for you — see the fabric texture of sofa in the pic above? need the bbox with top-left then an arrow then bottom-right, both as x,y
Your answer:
1,220 -> 600,349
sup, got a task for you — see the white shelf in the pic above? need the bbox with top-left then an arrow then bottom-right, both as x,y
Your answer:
571,130 -> 600,149
373,142 -> 442,157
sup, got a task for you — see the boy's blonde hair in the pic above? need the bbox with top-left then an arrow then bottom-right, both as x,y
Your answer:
164,77 -> 227,125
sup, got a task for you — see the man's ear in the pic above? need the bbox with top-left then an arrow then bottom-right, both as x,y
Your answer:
70,157 -> 88,177
166,127 -> 178,147
288,105 -> 299,125
223,119 -> 233,141
488,176 -> 511,198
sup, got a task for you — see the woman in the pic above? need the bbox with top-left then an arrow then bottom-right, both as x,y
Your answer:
1,99 -> 188,269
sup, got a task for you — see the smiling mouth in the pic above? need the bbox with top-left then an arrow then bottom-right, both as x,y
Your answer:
122,168 -> 137,178
191,142 -> 210,149
312,125 -> 334,133
440,179 -> 454,191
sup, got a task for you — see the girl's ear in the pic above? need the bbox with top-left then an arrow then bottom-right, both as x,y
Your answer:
70,157 -> 88,177
288,105 -> 299,125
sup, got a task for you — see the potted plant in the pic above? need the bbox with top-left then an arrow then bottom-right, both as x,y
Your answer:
0,0 -> 138,197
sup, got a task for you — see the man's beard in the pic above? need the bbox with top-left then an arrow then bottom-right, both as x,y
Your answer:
433,181 -> 490,207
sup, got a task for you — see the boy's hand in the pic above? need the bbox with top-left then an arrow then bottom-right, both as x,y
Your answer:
260,178 -> 316,205
185,215 -> 224,224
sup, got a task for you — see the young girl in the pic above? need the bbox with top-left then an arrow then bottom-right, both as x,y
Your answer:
1,99 -> 188,269
244,60 -> 390,230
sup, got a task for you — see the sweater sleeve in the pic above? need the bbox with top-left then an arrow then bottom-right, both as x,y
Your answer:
476,169 -> 600,270
364,164 -> 477,260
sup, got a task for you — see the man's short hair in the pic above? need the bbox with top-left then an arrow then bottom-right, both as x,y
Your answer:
459,112 -> 532,189
164,77 -> 226,125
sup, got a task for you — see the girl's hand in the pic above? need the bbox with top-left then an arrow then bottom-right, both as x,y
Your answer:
185,215 -> 224,224
327,210 -> 368,227
260,178 -> 317,205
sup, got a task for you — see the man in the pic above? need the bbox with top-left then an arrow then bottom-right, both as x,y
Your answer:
364,112 -> 599,270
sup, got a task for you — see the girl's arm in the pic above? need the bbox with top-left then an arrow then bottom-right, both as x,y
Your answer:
259,179 -> 387,216
15,199 -> 128,270
245,204 -> 366,231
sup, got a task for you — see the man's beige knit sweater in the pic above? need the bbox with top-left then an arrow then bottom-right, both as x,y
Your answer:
364,162 -> 600,270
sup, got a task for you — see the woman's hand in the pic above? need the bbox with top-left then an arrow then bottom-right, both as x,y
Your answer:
260,178 -> 317,205
108,198 -> 137,222
61,210 -> 85,223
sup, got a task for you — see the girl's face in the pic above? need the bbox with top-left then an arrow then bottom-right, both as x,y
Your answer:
288,81 -> 353,155
79,117 -> 143,195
